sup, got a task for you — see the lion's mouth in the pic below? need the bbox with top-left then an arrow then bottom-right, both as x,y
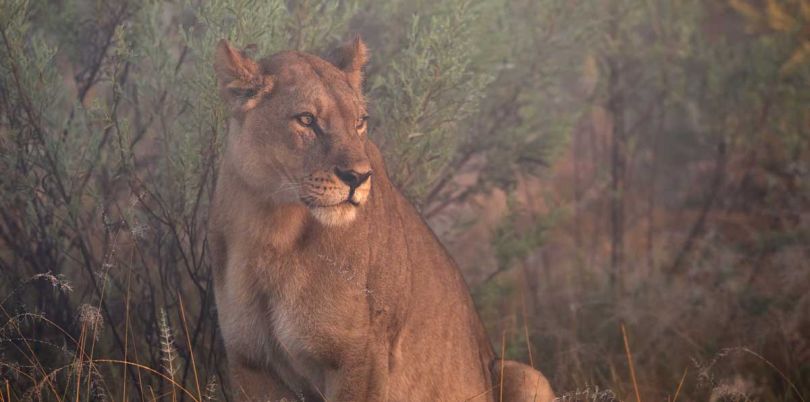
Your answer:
298,180 -> 369,226
301,197 -> 359,209
305,198 -> 361,227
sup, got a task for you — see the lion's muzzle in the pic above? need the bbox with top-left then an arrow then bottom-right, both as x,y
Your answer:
300,164 -> 372,226
334,166 -> 372,205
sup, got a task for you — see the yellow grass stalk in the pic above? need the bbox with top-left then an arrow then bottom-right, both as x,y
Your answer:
93,359 -> 200,401
75,322 -> 87,402
123,264 -> 132,402
621,323 -> 641,402
519,285 -> 534,368
499,330 -> 506,402
179,295 -> 203,400
672,367 -> 687,402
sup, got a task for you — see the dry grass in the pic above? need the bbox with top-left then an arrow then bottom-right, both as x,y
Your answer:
8,267 -> 805,401
1,234 -> 808,401
0,249 -> 228,401
620,324 -> 640,402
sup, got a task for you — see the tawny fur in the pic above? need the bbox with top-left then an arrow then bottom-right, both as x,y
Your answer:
208,38 -> 554,402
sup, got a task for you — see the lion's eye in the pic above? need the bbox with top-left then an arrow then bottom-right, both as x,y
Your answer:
295,113 -> 316,127
356,115 -> 369,131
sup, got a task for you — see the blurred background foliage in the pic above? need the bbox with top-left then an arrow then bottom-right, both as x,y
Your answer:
0,0 -> 808,400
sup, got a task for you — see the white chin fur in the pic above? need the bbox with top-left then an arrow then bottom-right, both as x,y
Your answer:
309,204 -> 358,227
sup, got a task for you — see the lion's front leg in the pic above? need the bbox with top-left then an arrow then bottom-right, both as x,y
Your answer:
323,342 -> 389,401
228,357 -> 299,402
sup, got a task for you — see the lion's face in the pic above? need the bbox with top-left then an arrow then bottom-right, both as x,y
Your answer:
215,39 -> 372,227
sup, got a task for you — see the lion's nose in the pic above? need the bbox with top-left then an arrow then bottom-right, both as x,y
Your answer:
334,166 -> 372,189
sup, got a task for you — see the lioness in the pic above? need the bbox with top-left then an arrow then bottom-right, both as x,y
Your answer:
208,37 -> 554,402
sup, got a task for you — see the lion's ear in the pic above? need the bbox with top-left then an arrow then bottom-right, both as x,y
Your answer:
214,39 -> 273,111
330,36 -> 369,91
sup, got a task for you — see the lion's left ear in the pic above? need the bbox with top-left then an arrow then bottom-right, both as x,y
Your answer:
330,36 -> 369,91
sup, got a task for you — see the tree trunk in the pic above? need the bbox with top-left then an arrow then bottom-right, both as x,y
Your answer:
607,55 -> 625,293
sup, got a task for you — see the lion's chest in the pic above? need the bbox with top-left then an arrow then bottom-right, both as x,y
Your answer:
219,247 -> 376,386
268,254 -> 373,351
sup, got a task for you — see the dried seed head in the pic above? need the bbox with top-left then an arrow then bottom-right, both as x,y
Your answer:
203,376 -> 218,401
159,309 -> 178,379
130,223 -> 150,239
78,304 -> 104,336
31,272 -> 73,293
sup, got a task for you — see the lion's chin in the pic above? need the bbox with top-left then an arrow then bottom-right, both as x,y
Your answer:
309,203 -> 358,227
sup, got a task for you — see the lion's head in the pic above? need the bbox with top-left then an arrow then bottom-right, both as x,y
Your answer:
214,38 -> 372,227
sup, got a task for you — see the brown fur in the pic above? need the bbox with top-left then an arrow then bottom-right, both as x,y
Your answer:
208,38 -> 554,402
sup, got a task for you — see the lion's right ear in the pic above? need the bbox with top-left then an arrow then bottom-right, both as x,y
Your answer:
214,39 -> 273,111
329,36 -> 369,91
